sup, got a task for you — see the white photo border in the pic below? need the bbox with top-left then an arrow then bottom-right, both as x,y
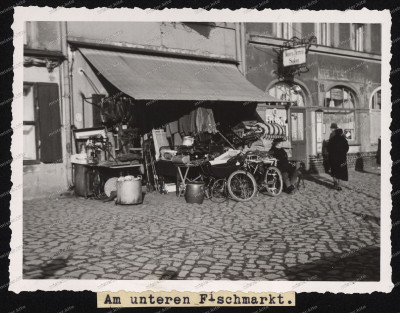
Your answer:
10,6 -> 393,293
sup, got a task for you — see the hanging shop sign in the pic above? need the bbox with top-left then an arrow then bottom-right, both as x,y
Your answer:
273,36 -> 317,81
283,47 -> 306,67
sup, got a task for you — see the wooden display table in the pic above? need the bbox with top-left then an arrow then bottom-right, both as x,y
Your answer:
72,162 -> 143,198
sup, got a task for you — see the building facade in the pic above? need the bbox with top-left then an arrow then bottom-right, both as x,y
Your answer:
23,22 -> 68,199
23,22 -> 246,199
22,22 -> 381,198
244,23 -> 381,171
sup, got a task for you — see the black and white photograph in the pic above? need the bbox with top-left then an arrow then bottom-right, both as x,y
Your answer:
9,7 -> 392,293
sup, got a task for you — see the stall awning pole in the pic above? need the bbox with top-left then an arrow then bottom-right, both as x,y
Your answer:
216,131 -> 235,149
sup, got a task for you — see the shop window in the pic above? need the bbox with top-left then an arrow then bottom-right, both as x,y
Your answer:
370,88 -> 381,110
369,87 -> 381,144
323,111 -> 356,142
324,87 -> 355,109
23,82 -> 63,164
268,82 -> 305,106
324,86 -> 357,142
354,24 -> 364,52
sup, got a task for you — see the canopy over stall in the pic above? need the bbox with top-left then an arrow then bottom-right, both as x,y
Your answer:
73,47 -> 294,195
79,47 -> 284,103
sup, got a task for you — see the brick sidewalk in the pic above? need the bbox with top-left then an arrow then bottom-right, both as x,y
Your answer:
23,169 -> 380,281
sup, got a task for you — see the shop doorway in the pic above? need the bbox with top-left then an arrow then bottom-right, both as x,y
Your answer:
290,108 -> 306,161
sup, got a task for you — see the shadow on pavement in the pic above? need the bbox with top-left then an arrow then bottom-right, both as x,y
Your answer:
284,245 -> 380,281
304,172 -> 380,200
303,174 -> 335,190
31,256 -> 70,279
352,212 -> 380,226
359,170 -> 380,176
343,185 -> 380,201
160,270 -> 179,280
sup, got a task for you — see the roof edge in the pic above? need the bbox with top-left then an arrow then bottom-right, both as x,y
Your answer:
69,39 -> 239,65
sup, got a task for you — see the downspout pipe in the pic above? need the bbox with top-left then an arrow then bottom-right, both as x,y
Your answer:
68,35 -> 76,153
60,21 -> 73,188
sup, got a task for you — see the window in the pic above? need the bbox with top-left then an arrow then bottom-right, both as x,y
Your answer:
276,23 -> 293,39
23,84 -> 38,162
324,87 -> 355,108
23,82 -> 63,164
324,86 -> 357,142
23,22 -> 62,51
324,111 -> 356,141
317,23 -> 331,46
369,87 -> 381,144
371,88 -> 381,110
355,24 -> 364,52
268,82 -> 306,107
291,112 -> 304,141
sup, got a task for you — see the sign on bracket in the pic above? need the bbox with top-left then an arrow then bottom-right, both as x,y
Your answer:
283,47 -> 306,67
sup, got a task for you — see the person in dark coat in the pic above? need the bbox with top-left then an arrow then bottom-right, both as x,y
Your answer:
329,122 -> 338,139
327,128 -> 349,191
269,138 -> 299,194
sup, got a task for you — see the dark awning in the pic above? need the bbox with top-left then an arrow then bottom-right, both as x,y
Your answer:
79,47 -> 286,103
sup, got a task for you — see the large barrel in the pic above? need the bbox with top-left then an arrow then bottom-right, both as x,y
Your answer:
185,182 -> 205,204
116,176 -> 142,205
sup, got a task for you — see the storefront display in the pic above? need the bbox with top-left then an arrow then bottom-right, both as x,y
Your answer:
66,42 -> 295,203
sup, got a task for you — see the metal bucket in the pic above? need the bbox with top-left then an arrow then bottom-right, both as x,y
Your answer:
116,176 -> 142,205
185,182 -> 205,204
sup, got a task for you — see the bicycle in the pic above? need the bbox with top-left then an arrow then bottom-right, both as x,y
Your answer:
200,162 -> 230,203
242,151 -> 283,197
199,154 -> 257,202
226,168 -> 257,202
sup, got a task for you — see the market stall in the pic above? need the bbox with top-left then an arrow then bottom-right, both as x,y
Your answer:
70,45 -> 292,202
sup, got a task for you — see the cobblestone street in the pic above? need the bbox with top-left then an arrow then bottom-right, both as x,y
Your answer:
23,168 -> 381,281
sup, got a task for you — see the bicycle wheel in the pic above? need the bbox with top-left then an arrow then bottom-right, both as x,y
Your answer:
227,170 -> 257,202
264,166 -> 283,196
211,178 -> 228,203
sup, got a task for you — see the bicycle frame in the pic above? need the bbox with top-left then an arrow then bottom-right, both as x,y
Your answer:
244,157 -> 278,180
241,153 -> 282,196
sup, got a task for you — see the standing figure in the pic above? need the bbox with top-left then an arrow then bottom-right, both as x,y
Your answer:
329,122 -> 338,139
327,128 -> 349,191
269,138 -> 299,194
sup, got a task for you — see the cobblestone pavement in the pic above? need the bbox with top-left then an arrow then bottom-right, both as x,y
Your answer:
23,168 -> 381,281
